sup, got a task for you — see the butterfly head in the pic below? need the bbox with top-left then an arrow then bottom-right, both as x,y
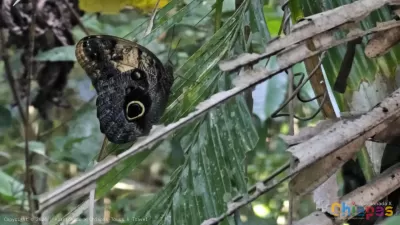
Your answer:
76,36 -> 117,76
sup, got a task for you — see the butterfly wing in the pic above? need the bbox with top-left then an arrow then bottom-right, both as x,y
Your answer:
76,35 -> 173,143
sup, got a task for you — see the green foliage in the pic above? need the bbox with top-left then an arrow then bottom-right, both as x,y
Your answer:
0,106 -> 12,136
383,216 -> 400,225
0,170 -> 23,202
35,46 -> 77,62
16,141 -> 45,156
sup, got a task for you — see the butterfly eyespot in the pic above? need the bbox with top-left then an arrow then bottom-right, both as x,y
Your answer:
131,69 -> 146,80
125,101 -> 145,121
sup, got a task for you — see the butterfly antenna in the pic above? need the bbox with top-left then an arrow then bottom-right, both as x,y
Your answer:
167,25 -> 177,64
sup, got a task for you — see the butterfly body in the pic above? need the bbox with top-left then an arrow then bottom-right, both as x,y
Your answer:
75,35 -> 173,144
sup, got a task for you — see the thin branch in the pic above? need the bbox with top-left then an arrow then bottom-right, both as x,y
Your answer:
283,3 -> 295,223
24,0 -> 38,219
288,67 -> 295,225
60,0 -> 90,36
288,90 -> 400,175
89,136 -> 108,225
144,0 -> 161,36
0,30 -> 27,124
202,169 -> 295,225
232,161 -> 290,202
198,162 -> 291,225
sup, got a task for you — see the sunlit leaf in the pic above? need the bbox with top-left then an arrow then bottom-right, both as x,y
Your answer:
79,0 -> 169,14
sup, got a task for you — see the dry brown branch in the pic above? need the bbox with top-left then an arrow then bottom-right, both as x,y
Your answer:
288,86 -> 400,196
293,163 -> 400,225
60,0 -> 90,36
219,0 -> 397,71
24,0 -> 38,219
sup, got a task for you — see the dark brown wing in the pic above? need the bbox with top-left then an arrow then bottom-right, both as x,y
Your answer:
75,35 -> 174,144
75,35 -> 168,81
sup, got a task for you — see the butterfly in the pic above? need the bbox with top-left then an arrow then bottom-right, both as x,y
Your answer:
75,35 -> 174,144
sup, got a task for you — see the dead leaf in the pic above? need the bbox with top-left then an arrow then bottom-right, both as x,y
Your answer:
365,21 -> 400,58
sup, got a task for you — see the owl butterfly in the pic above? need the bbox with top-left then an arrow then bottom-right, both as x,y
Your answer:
75,35 -> 174,144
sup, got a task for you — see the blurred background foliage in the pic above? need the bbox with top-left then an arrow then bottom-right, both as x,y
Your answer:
3,0 -> 400,224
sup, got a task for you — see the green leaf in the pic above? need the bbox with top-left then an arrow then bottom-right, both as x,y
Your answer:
130,2 -> 259,224
133,78 -> 258,225
250,0 -> 272,42
35,46 -> 76,62
124,0 -> 204,45
0,105 -> 12,135
64,2 -> 258,225
163,4 -> 243,123
30,165 -> 60,180
95,149 -> 152,198
65,104 -> 103,170
382,216 -> 400,225
252,57 -> 287,121
50,102 -> 102,170
0,170 -> 23,202
16,141 -> 46,156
